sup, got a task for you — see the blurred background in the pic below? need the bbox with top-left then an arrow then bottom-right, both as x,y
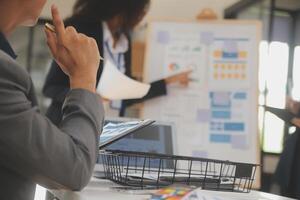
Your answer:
10,0 -> 300,199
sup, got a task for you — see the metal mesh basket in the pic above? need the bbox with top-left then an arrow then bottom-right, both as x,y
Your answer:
100,150 -> 259,193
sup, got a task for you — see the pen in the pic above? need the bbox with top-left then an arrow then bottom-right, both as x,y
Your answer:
45,23 -> 56,33
45,23 -> 104,60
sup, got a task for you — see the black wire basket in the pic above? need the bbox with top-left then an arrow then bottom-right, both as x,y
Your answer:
100,150 -> 259,193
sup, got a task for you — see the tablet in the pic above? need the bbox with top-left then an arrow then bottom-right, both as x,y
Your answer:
99,119 -> 155,149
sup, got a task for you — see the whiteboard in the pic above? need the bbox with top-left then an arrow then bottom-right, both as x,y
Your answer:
142,20 -> 261,167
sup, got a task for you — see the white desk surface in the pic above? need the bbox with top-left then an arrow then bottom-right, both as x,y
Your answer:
50,178 -> 295,200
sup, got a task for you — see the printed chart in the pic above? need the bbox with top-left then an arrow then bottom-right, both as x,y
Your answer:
142,21 -> 260,166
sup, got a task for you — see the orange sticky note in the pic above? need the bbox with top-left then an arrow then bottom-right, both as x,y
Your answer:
214,50 -> 222,58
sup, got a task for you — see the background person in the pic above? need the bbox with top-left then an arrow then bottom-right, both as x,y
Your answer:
43,0 -> 191,125
274,97 -> 300,198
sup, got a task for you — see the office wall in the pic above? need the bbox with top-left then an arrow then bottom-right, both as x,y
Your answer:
40,0 -> 239,20
147,0 -> 239,20
40,0 -> 76,19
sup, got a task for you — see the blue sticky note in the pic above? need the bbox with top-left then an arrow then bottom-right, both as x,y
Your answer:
210,134 -> 231,143
224,123 -> 245,131
223,52 -> 238,59
212,111 -> 231,119
234,92 -> 247,99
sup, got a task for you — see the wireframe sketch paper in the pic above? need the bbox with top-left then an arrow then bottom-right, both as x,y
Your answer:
97,60 -> 150,100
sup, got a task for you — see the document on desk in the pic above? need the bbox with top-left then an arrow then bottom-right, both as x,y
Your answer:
97,60 -> 150,100
186,189 -> 233,200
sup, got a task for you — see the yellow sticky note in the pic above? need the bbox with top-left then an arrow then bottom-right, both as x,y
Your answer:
239,51 -> 248,58
214,73 -> 218,79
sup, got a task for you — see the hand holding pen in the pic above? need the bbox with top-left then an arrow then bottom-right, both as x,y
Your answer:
44,5 -> 102,93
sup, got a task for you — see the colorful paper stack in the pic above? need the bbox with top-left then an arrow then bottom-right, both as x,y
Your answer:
150,185 -> 194,200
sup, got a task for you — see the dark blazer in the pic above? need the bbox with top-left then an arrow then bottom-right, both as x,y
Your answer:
43,17 -> 167,125
0,48 -> 104,199
274,124 -> 300,198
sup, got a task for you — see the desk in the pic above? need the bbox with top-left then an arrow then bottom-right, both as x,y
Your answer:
50,178 -> 295,200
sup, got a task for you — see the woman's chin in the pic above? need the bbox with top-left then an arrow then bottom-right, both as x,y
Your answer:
21,18 -> 38,27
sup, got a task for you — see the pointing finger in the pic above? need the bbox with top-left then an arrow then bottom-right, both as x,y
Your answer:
51,4 -> 65,44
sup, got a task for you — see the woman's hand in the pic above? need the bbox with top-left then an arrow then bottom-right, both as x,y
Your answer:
165,70 -> 192,87
45,5 -> 100,93
291,117 -> 300,128
286,97 -> 300,115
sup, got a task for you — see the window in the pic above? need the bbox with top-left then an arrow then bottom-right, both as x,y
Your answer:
292,46 -> 300,100
259,41 -> 289,153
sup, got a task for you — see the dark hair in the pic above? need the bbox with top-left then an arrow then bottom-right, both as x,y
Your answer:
73,0 -> 150,28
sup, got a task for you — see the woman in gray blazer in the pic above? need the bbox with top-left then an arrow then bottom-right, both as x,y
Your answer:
0,1 -> 104,199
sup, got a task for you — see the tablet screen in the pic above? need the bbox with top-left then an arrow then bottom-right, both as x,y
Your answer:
99,119 -> 155,148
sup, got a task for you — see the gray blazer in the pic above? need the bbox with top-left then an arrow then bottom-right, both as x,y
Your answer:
0,50 -> 104,200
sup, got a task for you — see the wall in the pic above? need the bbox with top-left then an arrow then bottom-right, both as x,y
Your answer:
147,0 -> 239,21
40,0 -> 239,20
40,0 -> 76,19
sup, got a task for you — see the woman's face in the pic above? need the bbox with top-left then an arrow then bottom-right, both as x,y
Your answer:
132,11 -> 147,28
20,0 -> 47,26
128,4 -> 149,30
110,3 -> 150,33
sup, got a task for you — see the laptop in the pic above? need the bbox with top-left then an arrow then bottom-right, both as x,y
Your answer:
94,118 -> 176,177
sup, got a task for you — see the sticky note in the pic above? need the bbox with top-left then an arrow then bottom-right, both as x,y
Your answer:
157,31 -> 170,44
214,51 -> 222,58
224,122 -> 245,131
212,111 -> 231,119
196,109 -> 211,123
239,51 -> 248,58
210,92 -> 231,108
210,134 -> 231,143
234,92 -> 247,99
200,32 -> 214,45
231,135 -> 248,149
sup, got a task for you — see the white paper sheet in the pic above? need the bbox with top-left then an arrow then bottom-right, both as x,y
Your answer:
181,188 -> 234,200
97,60 -> 150,100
